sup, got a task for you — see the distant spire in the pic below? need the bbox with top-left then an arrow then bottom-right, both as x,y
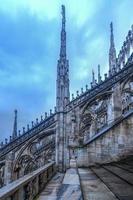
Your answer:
12,109 -> 17,139
109,22 -> 116,74
92,70 -> 95,85
60,5 -> 66,60
98,64 -> 101,83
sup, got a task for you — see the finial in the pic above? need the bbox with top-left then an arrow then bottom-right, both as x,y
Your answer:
81,88 -> 83,94
92,70 -> 95,82
23,127 -> 25,134
54,107 -> 57,113
45,112 -> 47,118
109,22 -> 116,74
110,22 -> 113,34
5,138 -> 8,144
27,124 -> 30,131
31,121 -> 34,127
86,84 -> 88,91
18,130 -> 21,136
72,93 -> 74,100
61,5 -> 65,27
50,109 -> 52,116
0,142 -> 3,147
110,22 -> 115,48
98,64 -> 101,83
60,5 -> 66,59
76,90 -> 79,97
92,70 -> 95,87
41,115 -> 43,121
104,73 -> 107,80
36,118 -> 38,124
12,109 -> 18,139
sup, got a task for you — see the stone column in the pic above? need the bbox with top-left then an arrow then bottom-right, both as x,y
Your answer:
4,152 -> 13,185
112,83 -> 122,119
56,112 -> 66,172
18,188 -> 24,200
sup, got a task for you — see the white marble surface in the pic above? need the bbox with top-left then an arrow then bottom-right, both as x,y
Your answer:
38,161 -> 83,200
63,168 -> 80,185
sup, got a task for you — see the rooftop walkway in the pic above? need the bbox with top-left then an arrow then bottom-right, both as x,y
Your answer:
38,156 -> 133,200
79,156 -> 133,200
37,159 -> 83,200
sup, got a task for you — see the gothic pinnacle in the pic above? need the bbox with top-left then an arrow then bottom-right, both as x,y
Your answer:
98,64 -> 101,83
109,22 -> 116,74
56,5 -> 70,111
92,70 -> 95,86
60,5 -> 66,59
110,22 -> 114,47
12,109 -> 18,139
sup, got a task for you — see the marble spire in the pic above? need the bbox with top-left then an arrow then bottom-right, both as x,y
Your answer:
12,109 -> 17,139
98,64 -> 101,83
109,22 -> 116,74
56,5 -> 70,111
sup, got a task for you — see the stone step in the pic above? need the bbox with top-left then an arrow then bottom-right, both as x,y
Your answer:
103,165 -> 133,185
92,166 -> 133,200
114,163 -> 133,173
78,168 -> 117,200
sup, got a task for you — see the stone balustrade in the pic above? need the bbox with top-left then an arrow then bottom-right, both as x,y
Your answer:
0,162 -> 56,200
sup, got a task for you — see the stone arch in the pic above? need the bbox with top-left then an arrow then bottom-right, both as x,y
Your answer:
121,73 -> 133,113
14,127 -> 55,170
81,91 -> 112,115
121,72 -> 133,93
79,91 -> 112,141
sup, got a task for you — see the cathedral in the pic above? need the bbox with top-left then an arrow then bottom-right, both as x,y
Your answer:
0,5 -> 133,200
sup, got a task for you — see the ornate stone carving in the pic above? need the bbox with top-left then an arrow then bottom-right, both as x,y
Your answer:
122,75 -> 133,113
79,94 -> 109,142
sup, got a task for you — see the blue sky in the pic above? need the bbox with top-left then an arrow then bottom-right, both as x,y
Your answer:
0,0 -> 132,141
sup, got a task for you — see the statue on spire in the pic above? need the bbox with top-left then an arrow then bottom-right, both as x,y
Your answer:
62,5 -> 66,29
98,64 -> 101,84
109,22 -> 116,75
12,109 -> 18,139
91,69 -> 96,87
60,5 -> 66,60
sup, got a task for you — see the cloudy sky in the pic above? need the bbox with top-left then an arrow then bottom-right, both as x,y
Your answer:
0,0 -> 132,141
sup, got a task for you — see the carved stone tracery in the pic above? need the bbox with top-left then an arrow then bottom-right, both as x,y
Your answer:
122,75 -> 133,113
13,135 -> 55,180
79,94 -> 109,142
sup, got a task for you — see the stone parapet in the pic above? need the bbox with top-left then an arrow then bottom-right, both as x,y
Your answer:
0,162 -> 56,200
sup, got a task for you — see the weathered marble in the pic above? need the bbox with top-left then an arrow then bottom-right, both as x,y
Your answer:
38,162 -> 83,200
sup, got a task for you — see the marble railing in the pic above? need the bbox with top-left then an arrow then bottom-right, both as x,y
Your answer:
0,162 -> 56,200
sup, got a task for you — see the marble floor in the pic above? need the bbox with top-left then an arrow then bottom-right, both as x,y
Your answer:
38,156 -> 133,200
37,168 -> 83,200
79,156 -> 133,200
